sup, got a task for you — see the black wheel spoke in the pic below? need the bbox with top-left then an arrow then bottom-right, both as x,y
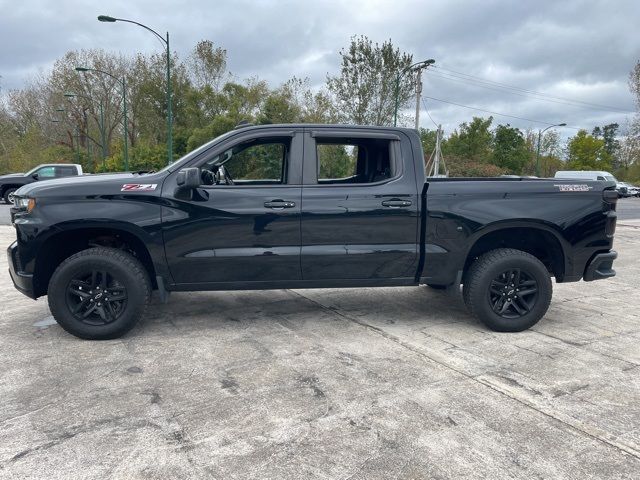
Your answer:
103,302 -> 117,322
489,267 -> 538,319
511,297 -> 527,315
82,303 -> 98,318
72,298 -> 91,314
66,269 -> 128,326
518,287 -> 538,297
68,285 -> 90,298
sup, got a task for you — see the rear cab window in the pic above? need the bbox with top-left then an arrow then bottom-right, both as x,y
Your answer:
315,137 -> 395,185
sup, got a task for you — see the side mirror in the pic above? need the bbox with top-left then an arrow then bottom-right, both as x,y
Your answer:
176,167 -> 200,189
32,173 -> 39,180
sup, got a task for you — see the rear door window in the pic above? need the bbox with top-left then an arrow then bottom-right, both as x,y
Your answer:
315,138 -> 394,184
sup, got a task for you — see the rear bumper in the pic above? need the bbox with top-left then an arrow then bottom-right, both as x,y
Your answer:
583,251 -> 617,282
7,241 -> 36,299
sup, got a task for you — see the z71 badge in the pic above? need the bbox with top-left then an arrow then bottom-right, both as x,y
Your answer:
121,183 -> 158,192
554,184 -> 592,192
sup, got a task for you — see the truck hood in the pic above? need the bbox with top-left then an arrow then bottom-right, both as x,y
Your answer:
15,172 -> 161,198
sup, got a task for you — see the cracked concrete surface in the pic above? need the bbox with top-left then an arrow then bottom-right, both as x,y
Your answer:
0,225 -> 639,479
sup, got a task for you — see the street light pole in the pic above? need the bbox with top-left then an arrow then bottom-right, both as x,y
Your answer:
393,59 -> 435,127
75,67 -> 129,171
98,15 -> 173,165
536,123 -> 567,177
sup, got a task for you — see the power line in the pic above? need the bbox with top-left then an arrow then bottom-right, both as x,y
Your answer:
431,65 -> 635,114
422,95 -> 582,130
422,99 -> 439,128
425,70 -> 624,112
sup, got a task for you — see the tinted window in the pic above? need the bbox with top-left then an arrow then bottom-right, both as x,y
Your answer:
316,138 -> 393,184
55,166 -> 77,177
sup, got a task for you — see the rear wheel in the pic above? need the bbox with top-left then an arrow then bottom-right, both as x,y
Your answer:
463,248 -> 552,332
3,188 -> 17,204
48,247 -> 150,340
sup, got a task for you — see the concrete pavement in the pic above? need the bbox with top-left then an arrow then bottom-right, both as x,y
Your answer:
0,225 -> 639,479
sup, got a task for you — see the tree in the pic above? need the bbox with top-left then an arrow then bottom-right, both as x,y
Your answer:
443,116 -> 493,162
326,36 -> 414,126
492,124 -> 530,174
567,130 -> 612,171
592,123 -> 620,159
188,40 -> 228,92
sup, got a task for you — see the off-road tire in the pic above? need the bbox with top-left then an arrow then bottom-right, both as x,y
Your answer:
48,247 -> 150,340
463,248 -> 552,332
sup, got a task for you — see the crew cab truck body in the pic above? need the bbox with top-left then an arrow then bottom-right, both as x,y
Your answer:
8,124 -> 618,339
0,164 -> 83,204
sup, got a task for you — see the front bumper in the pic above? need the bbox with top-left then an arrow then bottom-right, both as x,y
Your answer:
7,241 -> 36,299
583,251 -> 617,282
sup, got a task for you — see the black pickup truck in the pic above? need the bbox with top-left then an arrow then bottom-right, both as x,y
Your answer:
8,124 -> 618,340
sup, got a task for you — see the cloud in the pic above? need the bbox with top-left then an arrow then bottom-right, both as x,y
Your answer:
1,0 -> 638,137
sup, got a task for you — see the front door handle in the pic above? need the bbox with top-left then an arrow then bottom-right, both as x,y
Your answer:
381,199 -> 412,208
264,199 -> 296,209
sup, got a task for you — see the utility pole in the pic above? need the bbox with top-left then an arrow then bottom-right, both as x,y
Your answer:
433,124 -> 441,176
426,125 -> 447,177
414,69 -> 422,130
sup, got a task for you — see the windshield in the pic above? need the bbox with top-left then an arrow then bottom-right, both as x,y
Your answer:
605,175 -> 617,182
156,129 -> 241,174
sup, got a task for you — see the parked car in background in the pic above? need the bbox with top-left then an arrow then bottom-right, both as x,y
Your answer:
554,170 -> 617,182
0,164 -> 83,204
617,182 -> 640,197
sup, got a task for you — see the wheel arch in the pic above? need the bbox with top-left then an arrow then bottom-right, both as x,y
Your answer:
462,222 -> 568,281
1,184 -> 22,198
33,223 -> 160,297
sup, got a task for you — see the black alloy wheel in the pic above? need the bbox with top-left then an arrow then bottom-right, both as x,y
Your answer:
48,247 -> 150,340
463,248 -> 552,332
488,268 -> 539,318
66,270 -> 128,325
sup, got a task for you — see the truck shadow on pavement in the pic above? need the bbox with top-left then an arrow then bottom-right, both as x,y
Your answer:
134,286 -> 478,338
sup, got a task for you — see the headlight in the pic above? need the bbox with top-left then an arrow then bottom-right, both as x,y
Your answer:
15,197 -> 36,212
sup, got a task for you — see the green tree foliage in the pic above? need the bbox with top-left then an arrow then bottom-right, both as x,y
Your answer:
326,35 -> 414,125
317,144 -> 356,179
492,124 -> 531,174
443,117 -> 493,162
567,130 -> 612,171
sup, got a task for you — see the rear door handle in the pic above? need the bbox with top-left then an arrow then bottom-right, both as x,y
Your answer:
381,199 -> 412,208
264,199 -> 296,209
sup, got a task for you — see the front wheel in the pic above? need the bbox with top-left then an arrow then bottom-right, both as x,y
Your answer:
48,247 -> 151,340
463,248 -> 552,332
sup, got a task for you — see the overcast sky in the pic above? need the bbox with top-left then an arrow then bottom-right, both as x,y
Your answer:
1,0 -> 638,137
